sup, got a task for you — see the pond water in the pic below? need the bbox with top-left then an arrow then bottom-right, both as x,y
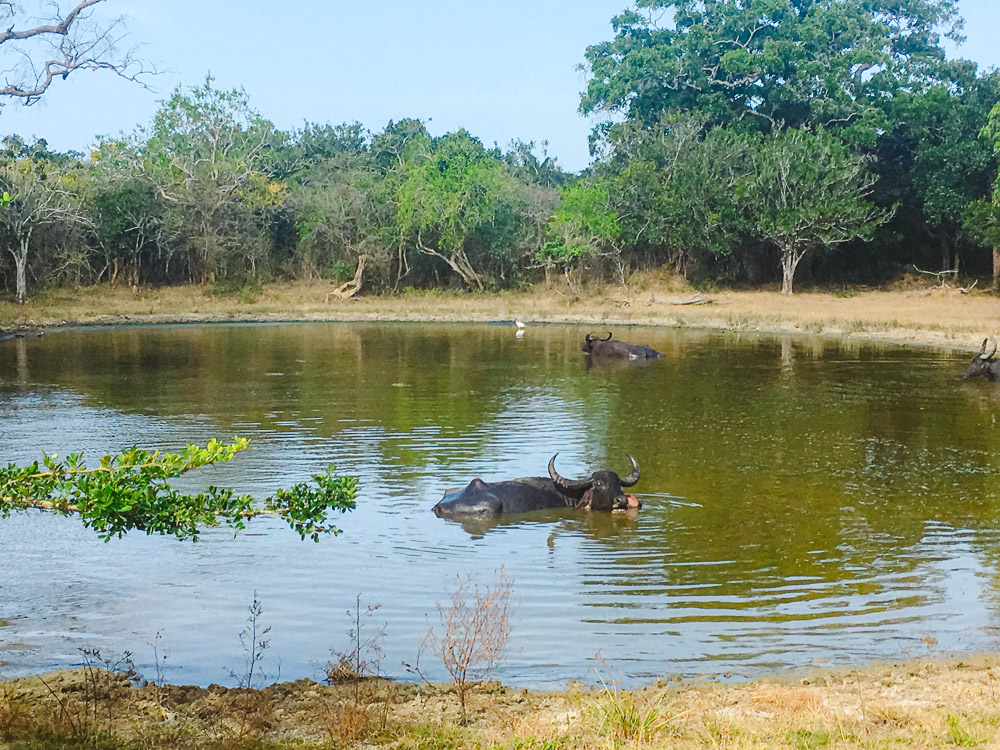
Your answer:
2,322 -> 1000,689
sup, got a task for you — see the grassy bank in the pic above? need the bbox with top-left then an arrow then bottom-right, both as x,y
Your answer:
2,275 -> 999,351
3,656 -> 1000,749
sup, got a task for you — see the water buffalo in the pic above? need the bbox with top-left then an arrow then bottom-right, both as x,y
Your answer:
432,454 -> 642,519
583,332 -> 663,359
965,338 -> 1000,381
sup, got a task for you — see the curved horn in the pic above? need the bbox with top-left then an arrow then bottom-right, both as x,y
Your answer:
600,332 -> 613,341
548,453 -> 593,491
585,332 -> 597,344
619,455 -> 640,487
987,338 -> 999,360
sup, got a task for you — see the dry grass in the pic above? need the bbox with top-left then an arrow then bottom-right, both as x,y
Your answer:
4,656 -> 1000,748
3,274 -> 1000,351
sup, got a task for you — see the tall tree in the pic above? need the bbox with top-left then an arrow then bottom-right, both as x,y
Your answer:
131,77 -> 285,283
541,179 -> 624,288
396,130 -> 530,289
598,114 -> 749,280
0,157 -> 88,303
742,128 -> 888,294
964,98 -> 1000,287
582,0 -> 963,146
875,68 -> 999,275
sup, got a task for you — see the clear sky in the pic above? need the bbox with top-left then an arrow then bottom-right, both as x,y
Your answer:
0,0 -> 997,173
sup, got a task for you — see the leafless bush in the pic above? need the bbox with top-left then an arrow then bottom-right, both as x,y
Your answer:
323,594 -> 394,744
79,648 -> 141,730
219,591 -> 276,746
419,567 -> 515,721
29,648 -> 140,740
228,591 -> 273,690
325,595 -> 386,687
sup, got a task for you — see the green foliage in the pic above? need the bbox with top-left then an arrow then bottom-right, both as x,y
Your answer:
0,156 -> 89,302
541,181 -> 620,265
137,76 -> 287,284
578,0 -> 986,283
960,96 -> 1000,275
502,139 -> 568,189
582,0 -> 962,145
0,5 -> 997,300
396,130 -> 534,289
946,713 -> 982,747
874,71 -> 1000,273
788,728 -> 831,749
599,114 -> 750,278
740,128 -> 889,293
963,199 -> 1000,249
0,438 -> 358,542
329,259 -> 357,280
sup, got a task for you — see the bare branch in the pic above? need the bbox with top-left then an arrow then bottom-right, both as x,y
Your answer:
0,0 -> 153,105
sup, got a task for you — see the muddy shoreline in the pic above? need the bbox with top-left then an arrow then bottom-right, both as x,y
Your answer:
2,278 -> 999,353
3,653 -> 1000,748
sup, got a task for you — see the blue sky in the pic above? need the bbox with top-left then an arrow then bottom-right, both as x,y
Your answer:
0,0 -> 997,173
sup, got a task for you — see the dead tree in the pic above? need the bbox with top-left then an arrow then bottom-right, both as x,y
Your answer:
326,256 -> 367,301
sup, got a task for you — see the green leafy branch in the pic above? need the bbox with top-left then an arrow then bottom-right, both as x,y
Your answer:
0,437 -> 358,542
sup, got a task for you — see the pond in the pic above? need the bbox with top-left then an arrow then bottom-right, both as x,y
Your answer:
2,321 -> 999,689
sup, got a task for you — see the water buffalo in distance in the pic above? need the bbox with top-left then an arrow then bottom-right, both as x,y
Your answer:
583,332 -> 663,360
965,338 -> 1000,381
432,454 -> 642,520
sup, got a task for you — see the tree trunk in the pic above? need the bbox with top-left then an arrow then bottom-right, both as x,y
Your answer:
416,236 -> 484,290
14,237 -> 29,304
780,248 -> 801,296
992,246 -> 1000,290
940,234 -> 951,273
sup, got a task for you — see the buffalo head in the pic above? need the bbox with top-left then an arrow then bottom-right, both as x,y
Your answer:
582,331 -> 613,354
548,454 -> 642,511
965,338 -> 1000,381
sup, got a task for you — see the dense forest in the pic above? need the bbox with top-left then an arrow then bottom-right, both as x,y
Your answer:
3,0 -> 1000,303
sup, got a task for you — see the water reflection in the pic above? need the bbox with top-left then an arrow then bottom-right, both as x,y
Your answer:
1,323 -> 999,688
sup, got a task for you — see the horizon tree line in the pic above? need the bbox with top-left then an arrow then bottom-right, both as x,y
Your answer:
3,0 -> 1000,302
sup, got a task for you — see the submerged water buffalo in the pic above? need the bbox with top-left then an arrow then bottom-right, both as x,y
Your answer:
965,338 -> 1000,381
432,454 -> 642,519
583,332 -> 663,359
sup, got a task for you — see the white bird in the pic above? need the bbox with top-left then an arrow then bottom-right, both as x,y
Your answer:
514,319 -> 526,338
